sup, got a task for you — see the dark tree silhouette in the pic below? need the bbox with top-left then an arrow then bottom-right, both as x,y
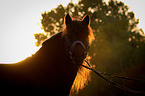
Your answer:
34,0 -> 145,95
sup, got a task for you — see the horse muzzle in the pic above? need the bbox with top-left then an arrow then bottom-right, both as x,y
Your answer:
68,41 -> 89,65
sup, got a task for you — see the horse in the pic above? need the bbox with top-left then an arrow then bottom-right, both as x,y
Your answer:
0,14 -> 94,96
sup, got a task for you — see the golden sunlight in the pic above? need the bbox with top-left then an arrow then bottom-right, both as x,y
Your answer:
0,0 -> 145,63
0,0 -> 78,63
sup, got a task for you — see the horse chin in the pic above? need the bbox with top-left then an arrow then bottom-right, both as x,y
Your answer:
72,58 -> 84,65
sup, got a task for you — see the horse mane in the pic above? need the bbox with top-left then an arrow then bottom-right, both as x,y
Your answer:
70,60 -> 91,93
62,16 -> 95,93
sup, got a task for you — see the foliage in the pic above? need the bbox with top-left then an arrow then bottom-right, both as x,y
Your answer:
34,33 -> 48,47
34,0 -> 145,95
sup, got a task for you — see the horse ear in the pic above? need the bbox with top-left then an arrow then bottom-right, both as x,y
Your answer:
65,14 -> 72,25
82,15 -> 90,25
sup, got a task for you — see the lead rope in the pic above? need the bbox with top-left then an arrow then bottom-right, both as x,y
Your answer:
81,59 -> 145,95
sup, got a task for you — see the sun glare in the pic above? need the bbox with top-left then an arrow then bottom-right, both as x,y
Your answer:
0,0 -> 79,63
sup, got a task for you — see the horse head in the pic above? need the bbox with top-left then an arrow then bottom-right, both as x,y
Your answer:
63,14 -> 94,65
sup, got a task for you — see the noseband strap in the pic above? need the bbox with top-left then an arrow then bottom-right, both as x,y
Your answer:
65,38 -> 90,64
70,41 -> 86,53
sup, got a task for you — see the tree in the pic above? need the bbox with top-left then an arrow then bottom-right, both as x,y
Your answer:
34,0 -> 145,95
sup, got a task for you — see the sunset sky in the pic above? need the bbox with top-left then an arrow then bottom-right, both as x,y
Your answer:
0,0 -> 145,63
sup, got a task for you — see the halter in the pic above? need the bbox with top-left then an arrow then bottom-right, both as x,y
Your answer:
65,38 -> 90,64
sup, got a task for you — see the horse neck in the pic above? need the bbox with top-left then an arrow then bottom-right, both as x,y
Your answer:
53,37 -> 80,95
58,58 -> 79,95
31,32 -> 80,95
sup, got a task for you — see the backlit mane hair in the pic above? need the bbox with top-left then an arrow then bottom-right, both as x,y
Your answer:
62,15 -> 95,93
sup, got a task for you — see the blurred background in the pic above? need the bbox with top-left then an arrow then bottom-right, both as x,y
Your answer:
0,0 -> 145,96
